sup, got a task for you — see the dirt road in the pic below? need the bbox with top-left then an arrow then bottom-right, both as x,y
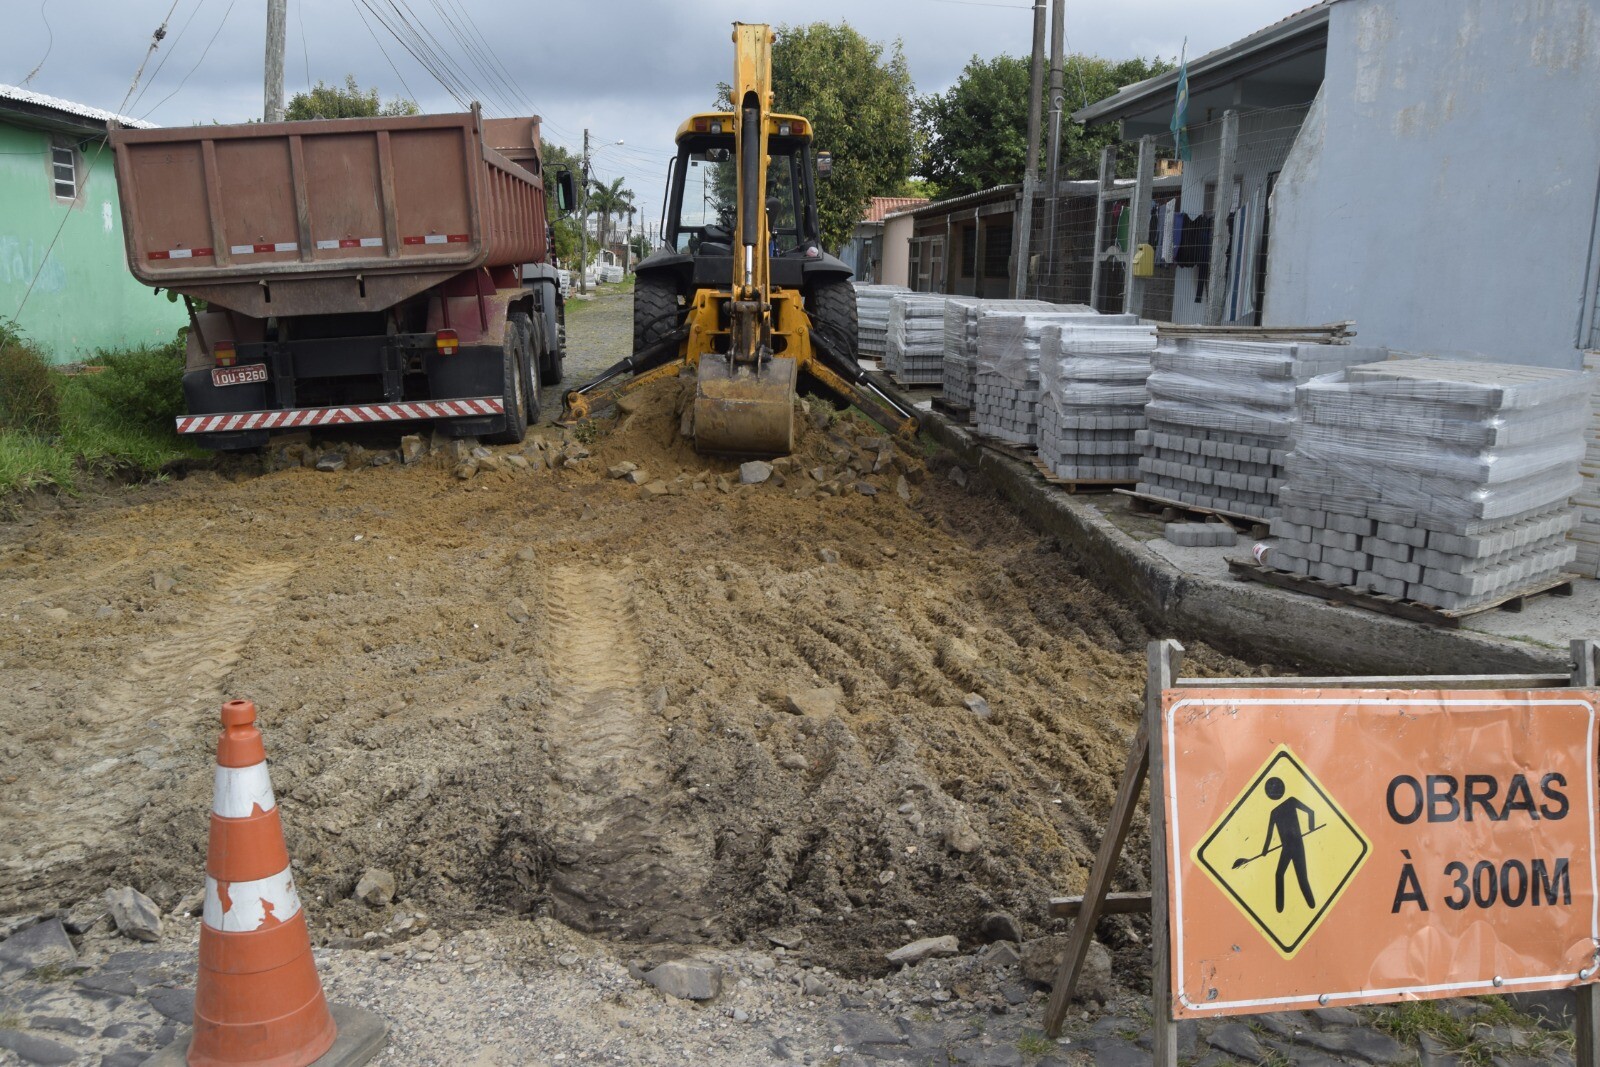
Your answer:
0,284 -> 1260,1062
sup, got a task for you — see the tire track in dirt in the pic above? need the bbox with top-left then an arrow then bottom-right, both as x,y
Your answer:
1,560 -> 297,904
539,565 -> 713,942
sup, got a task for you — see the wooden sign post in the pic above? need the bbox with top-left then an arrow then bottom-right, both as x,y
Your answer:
1044,638 -> 1600,1067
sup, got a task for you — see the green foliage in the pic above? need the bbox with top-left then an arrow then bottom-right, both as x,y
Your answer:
541,140 -> 583,265
917,53 -> 1174,196
81,336 -> 187,436
587,176 -> 636,253
1014,1032 -> 1055,1056
0,319 -> 60,435
722,23 -> 917,253
285,75 -> 418,120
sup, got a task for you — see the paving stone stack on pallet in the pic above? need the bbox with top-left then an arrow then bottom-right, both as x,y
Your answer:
853,283 -> 910,361
941,298 -> 1064,417
973,310 -> 1134,447
1138,339 -> 1384,518
1266,359 -> 1595,609
885,293 -> 948,384
1571,350 -> 1600,577
1036,321 -> 1158,480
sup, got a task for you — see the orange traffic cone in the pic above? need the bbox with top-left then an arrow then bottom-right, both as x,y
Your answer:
188,699 -> 337,1067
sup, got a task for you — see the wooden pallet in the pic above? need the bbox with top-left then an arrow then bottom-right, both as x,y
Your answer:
930,396 -> 971,423
1113,487 -> 1270,536
1028,456 -> 1136,495
1226,557 -> 1579,628
884,371 -> 942,391
969,430 -> 1037,464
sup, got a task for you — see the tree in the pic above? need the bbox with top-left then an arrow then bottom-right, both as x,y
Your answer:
587,176 -> 635,254
540,141 -> 583,265
917,53 -> 1172,197
720,23 -> 916,253
285,75 -> 418,120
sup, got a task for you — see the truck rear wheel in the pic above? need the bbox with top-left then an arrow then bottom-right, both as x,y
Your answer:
486,317 -> 533,444
543,300 -> 565,385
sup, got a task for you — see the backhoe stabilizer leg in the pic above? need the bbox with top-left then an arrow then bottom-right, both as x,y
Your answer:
560,327 -> 690,423
807,329 -> 921,439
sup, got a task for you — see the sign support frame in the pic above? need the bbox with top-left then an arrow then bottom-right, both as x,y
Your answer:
1042,637 -> 1600,1067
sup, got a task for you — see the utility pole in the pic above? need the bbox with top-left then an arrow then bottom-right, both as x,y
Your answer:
263,0 -> 287,122
1014,0 -> 1046,299
625,207 -> 635,274
1041,0 -> 1065,299
578,128 -> 590,295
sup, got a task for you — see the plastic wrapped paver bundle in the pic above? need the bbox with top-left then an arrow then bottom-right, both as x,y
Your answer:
942,299 -> 1067,417
1571,350 -> 1600,577
853,283 -> 910,360
1137,339 -> 1385,518
885,293 -> 948,383
1037,321 -> 1158,481
1265,359 -> 1596,610
972,309 -> 1136,446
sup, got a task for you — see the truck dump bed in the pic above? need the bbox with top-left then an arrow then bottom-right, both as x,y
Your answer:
110,108 -> 546,318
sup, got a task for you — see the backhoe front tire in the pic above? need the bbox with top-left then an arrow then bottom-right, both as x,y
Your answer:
807,279 -> 860,367
633,273 -> 682,352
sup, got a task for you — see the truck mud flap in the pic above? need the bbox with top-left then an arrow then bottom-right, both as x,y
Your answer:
426,345 -> 508,437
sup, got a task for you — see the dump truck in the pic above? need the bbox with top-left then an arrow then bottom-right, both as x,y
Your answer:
561,23 -> 917,455
109,107 -> 574,449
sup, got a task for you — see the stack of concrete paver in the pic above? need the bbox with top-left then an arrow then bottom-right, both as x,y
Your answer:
973,309 -> 1133,446
941,298 -> 1061,417
1266,359 -> 1594,609
1571,350 -> 1600,578
1036,321 -> 1158,481
885,293 -> 948,384
1138,339 -> 1384,519
853,283 -> 910,361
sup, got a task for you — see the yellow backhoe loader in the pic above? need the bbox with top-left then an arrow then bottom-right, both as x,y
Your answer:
561,22 -> 920,455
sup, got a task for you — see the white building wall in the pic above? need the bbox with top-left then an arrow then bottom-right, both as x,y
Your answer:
1265,0 -> 1600,369
881,214 -> 915,287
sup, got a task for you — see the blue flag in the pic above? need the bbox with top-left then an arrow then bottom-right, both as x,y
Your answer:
1170,45 -> 1191,163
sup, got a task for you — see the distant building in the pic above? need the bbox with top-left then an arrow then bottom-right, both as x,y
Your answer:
0,84 -> 186,363
842,196 -> 927,283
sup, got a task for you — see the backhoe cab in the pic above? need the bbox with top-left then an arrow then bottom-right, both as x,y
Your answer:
561,22 -> 918,456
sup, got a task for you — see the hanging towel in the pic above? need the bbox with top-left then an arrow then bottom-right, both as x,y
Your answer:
1157,201 -> 1176,265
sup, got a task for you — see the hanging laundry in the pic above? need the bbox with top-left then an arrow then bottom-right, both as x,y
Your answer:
1157,201 -> 1177,265
1112,202 -> 1129,253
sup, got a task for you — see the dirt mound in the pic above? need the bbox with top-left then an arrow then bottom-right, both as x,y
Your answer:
0,374 -> 1257,975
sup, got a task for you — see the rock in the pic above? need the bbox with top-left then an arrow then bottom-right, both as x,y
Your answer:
643,959 -> 722,1001
617,469 -> 649,486
506,598 -> 530,624
716,477 -> 731,494
1208,1022 -> 1268,1064
61,900 -> 106,935
477,455 -> 503,473
101,1053 -> 148,1067
608,461 -> 638,478
896,475 -> 912,502
1085,1038 -> 1146,1067
801,973 -> 827,996
648,686 -> 669,714
1294,1026 -> 1409,1065
516,547 -> 536,562
963,693 -> 993,720
0,1030 -> 77,1066
74,972 -> 136,999
27,1017 -> 93,1039
854,481 -> 878,497
453,461 -> 477,481
400,434 -> 427,465
103,887 -> 162,943
145,984 -> 196,1022
505,454 -> 529,470
980,941 -> 1021,968
733,1008 -> 749,1023
978,912 -> 1023,944
944,821 -> 983,854
779,752 -> 808,770
0,917 -> 76,969
817,548 -> 840,565
950,1042 -> 1023,1065
616,392 -> 645,414
947,465 -> 969,488
740,461 -> 774,485
370,452 -> 394,467
639,480 -> 670,499
314,453 -> 346,472
787,686 -> 842,717
1021,936 -> 1112,1002
885,935 -> 958,965
874,449 -> 894,473
150,573 -> 176,594
170,886 -> 205,919
355,869 -> 397,907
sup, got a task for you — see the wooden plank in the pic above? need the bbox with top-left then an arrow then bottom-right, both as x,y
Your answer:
1115,487 -> 1268,530
1175,674 -> 1573,690
1028,456 -> 1135,494
1147,639 -> 1183,1066
1049,891 -> 1151,919
1573,639 -> 1599,1067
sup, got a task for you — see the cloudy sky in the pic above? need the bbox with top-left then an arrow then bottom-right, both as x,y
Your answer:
3,0 -> 1307,227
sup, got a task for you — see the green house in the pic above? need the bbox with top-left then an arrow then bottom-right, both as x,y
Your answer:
0,83 -> 186,364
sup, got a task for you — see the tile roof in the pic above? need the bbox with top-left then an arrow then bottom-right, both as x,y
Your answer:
863,196 -> 929,223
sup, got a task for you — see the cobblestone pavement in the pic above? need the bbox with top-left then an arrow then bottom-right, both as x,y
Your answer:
535,283 -> 634,421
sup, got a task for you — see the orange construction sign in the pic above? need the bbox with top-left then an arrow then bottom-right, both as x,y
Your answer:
1163,688 -> 1600,1018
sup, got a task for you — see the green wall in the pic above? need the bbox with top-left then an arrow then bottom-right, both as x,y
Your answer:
0,121 -> 186,364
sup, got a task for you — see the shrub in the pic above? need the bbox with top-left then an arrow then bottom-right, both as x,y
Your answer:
0,319 -> 61,435
82,334 -> 187,435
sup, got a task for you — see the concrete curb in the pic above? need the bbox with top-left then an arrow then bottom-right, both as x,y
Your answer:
920,411 -> 1568,676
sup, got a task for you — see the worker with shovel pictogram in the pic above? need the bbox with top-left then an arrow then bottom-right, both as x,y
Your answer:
1234,777 -> 1320,913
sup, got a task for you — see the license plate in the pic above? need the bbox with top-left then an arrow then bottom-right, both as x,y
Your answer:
212,363 -> 268,387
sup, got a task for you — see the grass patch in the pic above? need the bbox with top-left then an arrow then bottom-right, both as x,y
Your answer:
1373,997 -> 1572,1066
24,963 -> 71,983
1015,1031 -> 1055,1056
0,1012 -> 22,1029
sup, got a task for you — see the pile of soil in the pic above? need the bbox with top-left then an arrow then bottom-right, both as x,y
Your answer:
0,376 -> 1253,977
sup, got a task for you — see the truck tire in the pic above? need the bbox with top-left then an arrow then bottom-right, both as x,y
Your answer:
806,279 -> 859,366
543,299 -> 566,385
486,317 -> 532,444
519,313 -> 544,424
633,273 -> 682,352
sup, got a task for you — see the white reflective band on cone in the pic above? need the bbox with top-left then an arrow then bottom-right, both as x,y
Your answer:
203,870 -> 303,931
212,762 -> 277,819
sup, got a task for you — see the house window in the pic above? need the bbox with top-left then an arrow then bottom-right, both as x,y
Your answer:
51,143 -> 77,201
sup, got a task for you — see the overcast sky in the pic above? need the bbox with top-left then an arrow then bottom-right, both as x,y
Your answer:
2,0 -> 1307,228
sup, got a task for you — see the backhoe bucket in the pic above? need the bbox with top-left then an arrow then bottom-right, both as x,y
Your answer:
692,356 -> 796,456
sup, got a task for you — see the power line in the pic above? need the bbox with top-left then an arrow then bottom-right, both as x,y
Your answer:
297,0 -> 312,92
127,0 -> 206,114
350,0 -> 419,105
138,0 -> 241,121
19,0 -> 54,85
357,0 -> 467,108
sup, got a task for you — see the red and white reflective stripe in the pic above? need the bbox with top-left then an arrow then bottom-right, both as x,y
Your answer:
176,397 -> 504,434
203,869 -> 302,932
213,762 -> 276,819
228,241 -> 299,255
147,247 -> 215,260
402,233 -> 471,246
314,237 -> 384,250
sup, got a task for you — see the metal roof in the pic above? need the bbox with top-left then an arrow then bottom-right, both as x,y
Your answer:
888,183 -> 1021,222
1072,2 -> 1332,126
0,83 -> 157,131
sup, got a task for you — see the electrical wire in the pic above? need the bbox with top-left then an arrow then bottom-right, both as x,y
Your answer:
350,0 -> 420,106
126,0 -> 206,114
356,0 -> 467,108
386,0 -> 508,115
19,0 -> 53,85
138,0 -> 241,121
297,0 -> 312,92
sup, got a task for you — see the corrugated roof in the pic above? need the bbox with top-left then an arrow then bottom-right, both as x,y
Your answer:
0,83 -> 157,130
896,183 -> 1021,220
863,196 -> 928,223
